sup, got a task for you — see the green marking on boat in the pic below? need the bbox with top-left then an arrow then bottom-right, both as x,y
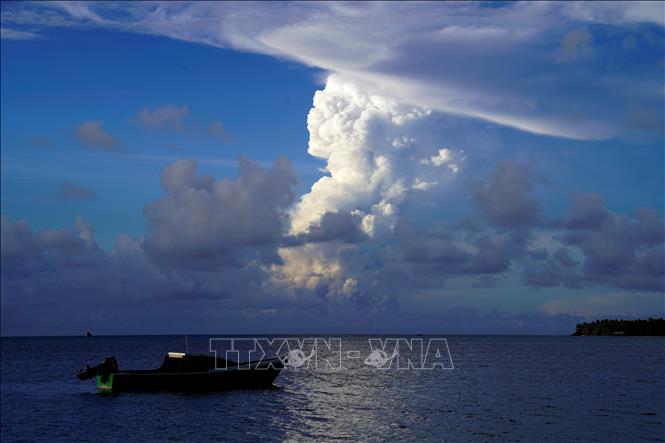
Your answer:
95,373 -> 114,392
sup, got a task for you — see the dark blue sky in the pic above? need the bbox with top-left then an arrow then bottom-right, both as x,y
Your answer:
1,2 -> 663,335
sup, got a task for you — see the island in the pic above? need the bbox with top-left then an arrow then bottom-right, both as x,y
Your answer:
572,318 -> 665,336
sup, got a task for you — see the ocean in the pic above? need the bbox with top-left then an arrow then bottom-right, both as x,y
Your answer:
1,335 -> 663,442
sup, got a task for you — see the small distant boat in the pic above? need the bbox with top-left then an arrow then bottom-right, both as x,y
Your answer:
77,352 -> 284,393
85,331 -> 93,337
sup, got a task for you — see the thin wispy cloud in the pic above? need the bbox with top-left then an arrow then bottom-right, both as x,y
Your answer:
135,105 -> 233,145
75,121 -> 119,150
209,120 -> 233,143
0,27 -> 41,40
52,181 -> 95,202
138,105 -> 190,131
556,28 -> 595,63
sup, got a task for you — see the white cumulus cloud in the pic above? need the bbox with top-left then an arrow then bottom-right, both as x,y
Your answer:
274,75 -> 463,305
290,75 -> 461,237
421,148 -> 463,174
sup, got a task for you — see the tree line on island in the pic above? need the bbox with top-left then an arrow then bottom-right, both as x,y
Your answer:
572,318 -> 665,336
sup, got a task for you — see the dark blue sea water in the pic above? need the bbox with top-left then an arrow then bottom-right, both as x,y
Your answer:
1,335 -> 664,442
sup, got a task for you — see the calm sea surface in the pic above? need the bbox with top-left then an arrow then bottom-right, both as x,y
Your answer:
1,335 -> 663,442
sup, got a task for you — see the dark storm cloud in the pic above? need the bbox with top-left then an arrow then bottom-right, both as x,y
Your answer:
554,247 -> 577,268
2,155 -> 374,333
397,221 -> 469,271
521,247 -> 582,290
635,207 -> 665,244
52,181 -> 95,202
397,162 -> 538,286
0,214 -> 318,336
395,217 -> 529,282
143,156 -> 296,269
468,231 -> 529,274
559,201 -> 665,292
522,260 -> 563,287
1,157 -> 302,310
467,166 -> 664,293
285,211 -> 368,246
468,162 -> 540,228
310,211 -> 367,243
504,192 -> 665,292
1,215 -> 107,282
396,163 -> 664,294
2,159 -> 662,336
561,192 -> 610,229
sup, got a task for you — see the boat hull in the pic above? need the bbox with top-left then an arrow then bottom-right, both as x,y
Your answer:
106,367 -> 282,392
81,353 -> 284,393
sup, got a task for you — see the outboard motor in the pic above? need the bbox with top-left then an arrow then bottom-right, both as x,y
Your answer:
77,356 -> 118,381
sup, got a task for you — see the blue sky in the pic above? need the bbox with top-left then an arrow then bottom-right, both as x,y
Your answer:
1,2 -> 663,335
2,28 -> 324,247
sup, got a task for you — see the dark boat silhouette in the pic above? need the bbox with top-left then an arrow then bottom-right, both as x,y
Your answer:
77,352 -> 284,392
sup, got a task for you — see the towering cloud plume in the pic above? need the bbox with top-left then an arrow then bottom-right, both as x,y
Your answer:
275,75 -> 462,306
290,75 -> 462,237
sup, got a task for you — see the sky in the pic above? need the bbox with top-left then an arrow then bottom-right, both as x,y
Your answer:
1,1 -> 664,336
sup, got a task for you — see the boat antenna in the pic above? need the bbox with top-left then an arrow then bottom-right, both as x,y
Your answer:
185,334 -> 188,354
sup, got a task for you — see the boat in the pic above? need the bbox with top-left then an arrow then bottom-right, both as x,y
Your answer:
76,352 -> 284,392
